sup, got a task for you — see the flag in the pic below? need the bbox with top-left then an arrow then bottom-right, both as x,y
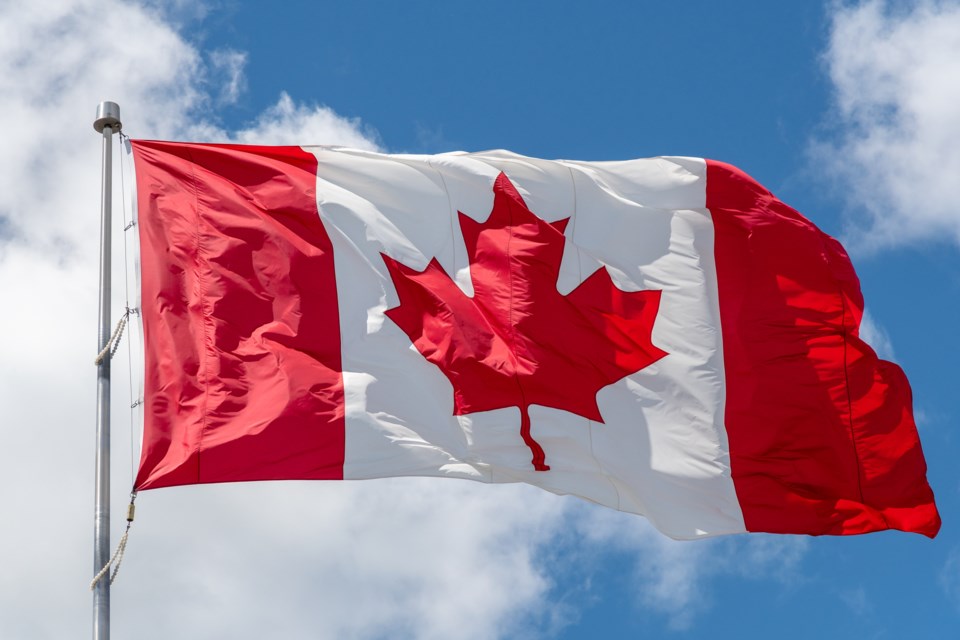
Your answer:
130,140 -> 940,540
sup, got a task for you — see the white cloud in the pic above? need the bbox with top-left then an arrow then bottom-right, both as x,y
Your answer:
839,586 -> 873,616
814,0 -> 960,252
209,49 -> 247,105
859,309 -> 896,361
573,507 -> 808,630
233,92 -> 381,149
117,480 -> 568,640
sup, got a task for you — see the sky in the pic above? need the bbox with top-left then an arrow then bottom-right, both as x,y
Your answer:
0,0 -> 958,638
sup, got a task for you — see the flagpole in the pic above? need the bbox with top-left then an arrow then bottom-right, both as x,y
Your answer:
93,101 -> 121,640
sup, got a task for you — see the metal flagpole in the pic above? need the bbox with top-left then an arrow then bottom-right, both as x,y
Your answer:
93,101 -> 121,640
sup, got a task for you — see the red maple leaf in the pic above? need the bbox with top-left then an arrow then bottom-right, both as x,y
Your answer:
383,173 -> 667,471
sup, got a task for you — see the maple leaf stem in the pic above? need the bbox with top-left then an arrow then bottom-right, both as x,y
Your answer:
519,404 -> 550,472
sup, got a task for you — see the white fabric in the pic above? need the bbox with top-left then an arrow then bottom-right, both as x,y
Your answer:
307,147 -> 745,539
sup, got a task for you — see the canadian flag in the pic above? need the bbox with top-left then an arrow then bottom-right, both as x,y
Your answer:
130,141 -> 939,540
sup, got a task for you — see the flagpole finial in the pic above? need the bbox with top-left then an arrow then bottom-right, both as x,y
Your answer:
93,101 -> 121,133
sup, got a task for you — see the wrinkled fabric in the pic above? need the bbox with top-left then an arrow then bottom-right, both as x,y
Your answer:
131,141 -> 940,539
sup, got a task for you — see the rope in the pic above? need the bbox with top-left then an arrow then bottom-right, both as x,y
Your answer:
90,494 -> 136,590
89,528 -> 128,588
93,310 -> 129,366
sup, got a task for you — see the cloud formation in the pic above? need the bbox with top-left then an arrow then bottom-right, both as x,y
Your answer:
858,310 -> 896,361
234,92 -> 381,148
575,508 -> 808,630
209,49 -> 248,106
813,0 -> 960,252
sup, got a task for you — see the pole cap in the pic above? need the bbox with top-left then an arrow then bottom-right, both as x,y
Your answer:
93,101 -> 122,134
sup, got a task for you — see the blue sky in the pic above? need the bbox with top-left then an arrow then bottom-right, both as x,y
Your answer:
0,1 -> 958,638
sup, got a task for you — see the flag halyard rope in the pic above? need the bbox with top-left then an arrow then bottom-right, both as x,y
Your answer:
90,493 -> 137,590
93,309 -> 129,366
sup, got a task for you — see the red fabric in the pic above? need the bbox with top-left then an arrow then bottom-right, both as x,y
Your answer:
707,160 -> 940,537
132,141 -> 344,489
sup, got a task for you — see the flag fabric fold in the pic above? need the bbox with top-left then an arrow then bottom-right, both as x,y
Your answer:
131,140 -> 939,540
